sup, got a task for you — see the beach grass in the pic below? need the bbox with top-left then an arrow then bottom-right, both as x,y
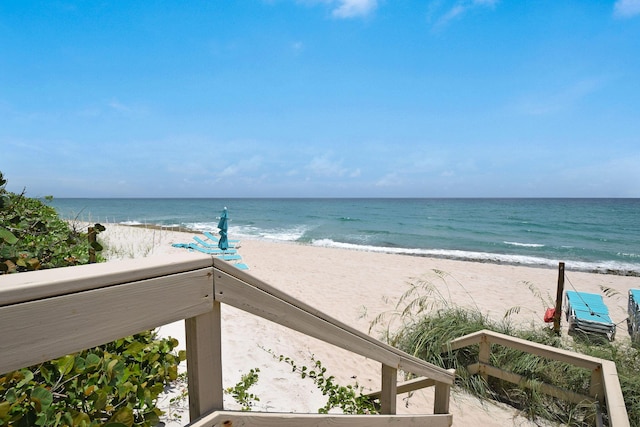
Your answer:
371,274 -> 639,426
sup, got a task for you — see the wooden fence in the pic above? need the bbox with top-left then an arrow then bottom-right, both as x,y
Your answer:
446,329 -> 629,427
0,253 -> 455,426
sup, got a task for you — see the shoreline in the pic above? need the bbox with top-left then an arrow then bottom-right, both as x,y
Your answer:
98,221 -> 640,277
94,222 -> 640,426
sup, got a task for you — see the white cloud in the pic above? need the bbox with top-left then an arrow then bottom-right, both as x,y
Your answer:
107,99 -> 147,117
512,77 -> 605,116
332,0 -> 378,18
297,0 -> 377,18
306,153 -> 347,176
430,0 -> 499,29
614,0 -> 640,18
375,172 -> 402,187
291,41 -> 304,54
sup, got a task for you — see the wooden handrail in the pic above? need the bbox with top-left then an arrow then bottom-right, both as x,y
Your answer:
0,254 -> 454,426
445,329 -> 629,427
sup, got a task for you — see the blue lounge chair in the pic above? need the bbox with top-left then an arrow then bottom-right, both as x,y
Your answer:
565,290 -> 616,341
191,236 -> 238,254
172,242 -> 238,255
179,244 -> 241,259
204,231 -> 240,247
628,289 -> 640,342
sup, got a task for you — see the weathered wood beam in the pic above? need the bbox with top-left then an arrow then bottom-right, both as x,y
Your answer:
212,267 -> 454,385
0,268 -> 213,374
186,302 -> 224,420
187,411 -> 454,427
380,364 -> 397,414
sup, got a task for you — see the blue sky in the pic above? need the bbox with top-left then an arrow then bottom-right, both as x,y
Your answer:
2,0 -> 640,198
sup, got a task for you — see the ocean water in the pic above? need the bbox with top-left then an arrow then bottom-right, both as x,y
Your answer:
48,198 -> 640,276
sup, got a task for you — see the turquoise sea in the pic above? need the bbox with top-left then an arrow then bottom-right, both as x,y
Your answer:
48,198 -> 640,276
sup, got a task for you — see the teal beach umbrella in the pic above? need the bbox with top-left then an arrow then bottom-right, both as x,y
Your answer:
217,207 -> 229,250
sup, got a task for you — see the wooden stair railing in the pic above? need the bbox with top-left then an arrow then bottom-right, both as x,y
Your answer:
445,329 -> 629,427
0,253 -> 455,426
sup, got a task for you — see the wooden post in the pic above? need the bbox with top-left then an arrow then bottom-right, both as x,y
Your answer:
434,380 -> 451,414
380,364 -> 397,414
88,227 -> 96,264
185,302 -> 224,421
478,334 -> 490,383
589,365 -> 605,403
553,262 -> 565,335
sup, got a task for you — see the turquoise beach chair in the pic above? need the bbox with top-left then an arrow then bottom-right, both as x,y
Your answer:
191,236 -> 238,254
172,242 -> 238,255
176,243 -> 241,259
565,290 -> 616,341
204,231 -> 240,247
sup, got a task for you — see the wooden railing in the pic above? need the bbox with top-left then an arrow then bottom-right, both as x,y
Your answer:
446,329 -> 629,427
0,253 -> 455,426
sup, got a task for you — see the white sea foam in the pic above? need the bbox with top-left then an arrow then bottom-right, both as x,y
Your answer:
233,224 -> 308,242
504,241 -> 545,248
310,239 -> 640,275
119,220 -> 145,226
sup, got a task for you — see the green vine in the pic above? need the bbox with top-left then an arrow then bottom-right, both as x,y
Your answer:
224,369 -> 260,411
267,350 -> 378,415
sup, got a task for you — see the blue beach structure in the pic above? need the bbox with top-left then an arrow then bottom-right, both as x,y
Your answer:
564,290 -> 616,341
170,207 -> 248,270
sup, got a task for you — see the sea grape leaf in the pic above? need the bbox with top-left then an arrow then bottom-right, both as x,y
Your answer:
85,353 -> 101,369
30,387 -> 53,411
73,412 -> 90,426
109,406 -> 134,426
0,401 -> 11,418
55,355 -> 75,376
16,370 -> 34,388
0,226 -> 18,244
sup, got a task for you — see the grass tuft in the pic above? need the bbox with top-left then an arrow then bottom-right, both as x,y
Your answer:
373,271 -> 640,426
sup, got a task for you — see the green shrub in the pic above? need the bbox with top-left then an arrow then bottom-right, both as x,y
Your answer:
0,331 -> 186,427
0,171 -> 185,426
0,172 -> 103,273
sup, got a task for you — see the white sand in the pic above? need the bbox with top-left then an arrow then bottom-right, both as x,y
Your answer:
96,223 -> 640,426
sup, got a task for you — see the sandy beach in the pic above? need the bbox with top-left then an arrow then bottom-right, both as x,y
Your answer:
97,223 -> 640,426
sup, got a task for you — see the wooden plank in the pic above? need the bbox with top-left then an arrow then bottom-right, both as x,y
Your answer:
444,330 -> 484,351
601,361 -> 630,427
0,268 -> 213,374
478,335 -> 490,383
213,267 -> 455,386
367,376 -> 437,399
380,364 -> 397,414
476,364 -> 595,405
0,252 -> 213,306
187,411 -> 453,427
434,378 -> 451,415
448,330 -> 603,370
590,365 -> 604,402
186,302 -> 224,421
